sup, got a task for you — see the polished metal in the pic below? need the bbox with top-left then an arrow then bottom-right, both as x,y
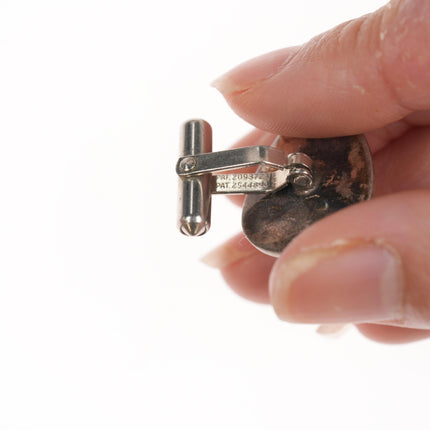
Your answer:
177,145 -> 312,194
177,120 -> 212,237
285,152 -> 314,190
179,157 -> 197,172
176,146 -> 286,176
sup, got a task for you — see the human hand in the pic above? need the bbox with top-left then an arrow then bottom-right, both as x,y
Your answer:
203,0 -> 430,343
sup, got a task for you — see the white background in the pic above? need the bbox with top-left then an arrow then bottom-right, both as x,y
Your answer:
1,0 -> 429,429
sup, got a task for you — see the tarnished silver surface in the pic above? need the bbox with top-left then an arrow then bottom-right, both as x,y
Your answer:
242,135 -> 374,256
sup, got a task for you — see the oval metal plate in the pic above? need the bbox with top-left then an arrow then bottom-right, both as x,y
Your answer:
242,135 -> 374,256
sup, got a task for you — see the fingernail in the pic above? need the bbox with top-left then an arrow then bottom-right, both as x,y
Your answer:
201,235 -> 257,269
316,324 -> 351,338
211,47 -> 300,96
269,241 -> 404,324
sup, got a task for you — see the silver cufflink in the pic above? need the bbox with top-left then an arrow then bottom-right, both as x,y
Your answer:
176,119 -> 373,256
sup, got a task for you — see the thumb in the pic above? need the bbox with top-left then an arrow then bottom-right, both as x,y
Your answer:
269,190 -> 430,328
213,0 -> 430,137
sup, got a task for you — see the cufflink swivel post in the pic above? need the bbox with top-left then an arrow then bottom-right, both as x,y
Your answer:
176,119 -> 373,256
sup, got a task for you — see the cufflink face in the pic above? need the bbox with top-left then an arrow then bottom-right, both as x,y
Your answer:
176,119 -> 374,256
242,135 -> 373,256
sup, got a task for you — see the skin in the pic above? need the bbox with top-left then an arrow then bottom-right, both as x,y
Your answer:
206,0 -> 430,343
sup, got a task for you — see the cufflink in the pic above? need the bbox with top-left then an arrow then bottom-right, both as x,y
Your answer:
176,119 -> 373,256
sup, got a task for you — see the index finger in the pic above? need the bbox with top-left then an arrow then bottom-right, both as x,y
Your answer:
212,0 -> 430,137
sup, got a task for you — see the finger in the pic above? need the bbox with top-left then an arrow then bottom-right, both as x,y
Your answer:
229,129 -> 273,150
226,110 -> 430,155
373,126 -> 430,195
212,0 -> 430,137
215,126 -> 430,303
356,324 -> 430,343
203,232 -> 430,343
366,109 -> 430,152
269,189 -> 430,328
403,109 -> 430,126
201,233 -> 275,303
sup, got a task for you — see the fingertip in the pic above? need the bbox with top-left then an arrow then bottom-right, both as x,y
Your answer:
269,239 -> 404,324
212,1 -> 430,136
211,47 -> 300,100
227,194 -> 245,207
356,324 -> 430,344
201,233 -> 275,303
221,251 -> 274,303
201,233 -> 255,269
269,190 -> 430,328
